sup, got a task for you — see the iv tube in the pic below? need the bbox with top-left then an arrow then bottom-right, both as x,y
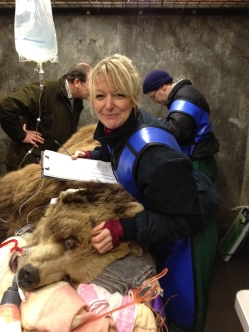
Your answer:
18,63 -> 44,169
39,62 -> 44,91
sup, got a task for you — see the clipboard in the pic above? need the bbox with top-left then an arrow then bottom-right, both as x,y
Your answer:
235,290 -> 249,332
41,150 -> 118,184
219,207 -> 249,262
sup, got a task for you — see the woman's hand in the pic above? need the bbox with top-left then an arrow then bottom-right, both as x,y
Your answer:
91,220 -> 124,254
91,222 -> 114,254
71,150 -> 86,160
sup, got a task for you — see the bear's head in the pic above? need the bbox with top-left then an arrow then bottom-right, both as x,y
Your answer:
11,181 -> 144,290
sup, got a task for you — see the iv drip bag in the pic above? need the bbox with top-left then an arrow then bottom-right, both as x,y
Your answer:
14,0 -> 58,63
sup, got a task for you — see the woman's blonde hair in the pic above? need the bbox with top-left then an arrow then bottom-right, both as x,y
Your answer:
89,54 -> 141,114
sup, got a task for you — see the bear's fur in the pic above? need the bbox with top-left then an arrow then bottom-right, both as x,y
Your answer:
0,124 -> 98,242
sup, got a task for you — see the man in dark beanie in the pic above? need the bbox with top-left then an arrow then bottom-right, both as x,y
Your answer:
143,69 -> 219,182
0,62 -> 91,172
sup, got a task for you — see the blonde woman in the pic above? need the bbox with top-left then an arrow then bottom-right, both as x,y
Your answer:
72,54 -> 219,332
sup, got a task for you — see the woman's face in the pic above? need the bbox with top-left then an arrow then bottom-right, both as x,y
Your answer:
92,74 -> 134,130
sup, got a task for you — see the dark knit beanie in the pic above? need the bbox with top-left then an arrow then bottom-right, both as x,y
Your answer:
143,70 -> 173,94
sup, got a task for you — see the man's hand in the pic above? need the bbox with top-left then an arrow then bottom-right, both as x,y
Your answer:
21,125 -> 44,147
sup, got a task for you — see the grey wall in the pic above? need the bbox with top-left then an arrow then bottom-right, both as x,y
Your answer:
0,12 -> 249,234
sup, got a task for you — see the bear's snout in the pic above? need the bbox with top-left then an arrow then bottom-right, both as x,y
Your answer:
18,264 -> 40,290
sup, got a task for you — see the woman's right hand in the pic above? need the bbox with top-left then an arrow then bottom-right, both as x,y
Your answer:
71,150 -> 86,160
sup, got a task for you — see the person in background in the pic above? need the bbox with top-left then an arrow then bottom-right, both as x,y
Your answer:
71,54 -> 219,332
143,70 -> 219,182
0,62 -> 91,172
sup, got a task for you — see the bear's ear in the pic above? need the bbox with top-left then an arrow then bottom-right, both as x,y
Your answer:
122,202 -> 144,218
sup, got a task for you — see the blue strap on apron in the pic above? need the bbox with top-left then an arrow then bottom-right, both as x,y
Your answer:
154,236 -> 196,330
169,99 -> 212,157
112,126 -> 196,329
114,126 -> 180,203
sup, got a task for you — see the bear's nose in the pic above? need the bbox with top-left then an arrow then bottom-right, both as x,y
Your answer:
18,264 -> 40,290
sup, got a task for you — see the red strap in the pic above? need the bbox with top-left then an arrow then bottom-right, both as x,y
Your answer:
103,220 -> 124,247
104,126 -> 113,136
80,151 -> 92,159
84,151 -> 92,159
0,239 -> 23,253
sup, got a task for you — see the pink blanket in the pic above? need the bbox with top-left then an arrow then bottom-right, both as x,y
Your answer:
78,283 -> 137,332
21,281 -> 110,332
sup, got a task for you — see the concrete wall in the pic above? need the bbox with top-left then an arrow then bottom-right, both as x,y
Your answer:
0,12 -> 249,233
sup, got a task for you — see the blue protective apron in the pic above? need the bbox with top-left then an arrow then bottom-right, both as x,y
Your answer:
112,125 -> 196,330
169,100 -> 212,158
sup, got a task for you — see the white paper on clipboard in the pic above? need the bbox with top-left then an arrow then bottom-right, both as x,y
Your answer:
41,150 -> 117,184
